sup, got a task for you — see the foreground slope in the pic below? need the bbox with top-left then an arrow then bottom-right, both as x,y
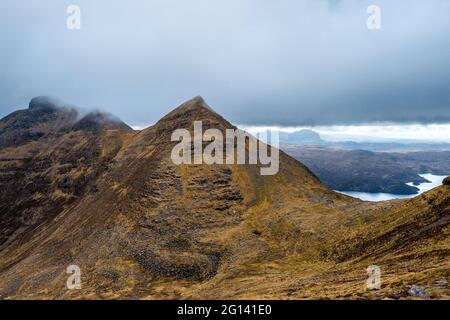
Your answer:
0,97 -> 448,299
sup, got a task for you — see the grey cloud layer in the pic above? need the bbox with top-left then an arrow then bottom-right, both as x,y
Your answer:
0,0 -> 449,126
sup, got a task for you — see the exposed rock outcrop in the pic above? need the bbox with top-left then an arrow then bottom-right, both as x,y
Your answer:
443,176 -> 450,186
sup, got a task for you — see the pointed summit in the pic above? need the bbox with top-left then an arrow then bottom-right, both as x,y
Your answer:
156,96 -> 231,131
189,95 -> 206,104
186,95 -> 216,112
162,96 -> 216,119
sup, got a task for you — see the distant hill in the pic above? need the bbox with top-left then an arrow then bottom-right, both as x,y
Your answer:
270,129 -> 450,152
278,129 -> 325,145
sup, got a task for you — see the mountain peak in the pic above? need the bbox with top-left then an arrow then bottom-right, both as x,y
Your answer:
28,96 -> 61,111
176,95 -> 215,113
72,111 -> 132,132
190,95 -> 205,104
157,96 -> 227,129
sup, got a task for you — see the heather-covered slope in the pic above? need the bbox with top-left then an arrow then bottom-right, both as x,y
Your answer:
182,182 -> 449,300
0,97 -> 132,249
0,97 -> 448,300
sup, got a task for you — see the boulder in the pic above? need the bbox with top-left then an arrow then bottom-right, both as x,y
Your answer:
408,285 -> 429,299
443,176 -> 450,186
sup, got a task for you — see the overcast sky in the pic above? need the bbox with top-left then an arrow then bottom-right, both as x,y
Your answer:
0,0 -> 449,128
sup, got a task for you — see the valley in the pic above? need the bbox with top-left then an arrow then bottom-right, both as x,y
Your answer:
282,144 -> 450,195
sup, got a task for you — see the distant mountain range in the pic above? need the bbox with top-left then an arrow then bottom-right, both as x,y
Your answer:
268,129 -> 450,152
283,145 -> 450,194
263,129 -> 450,194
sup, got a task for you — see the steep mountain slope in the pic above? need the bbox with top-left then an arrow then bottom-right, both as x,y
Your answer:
0,97 -> 132,248
0,97 -> 448,299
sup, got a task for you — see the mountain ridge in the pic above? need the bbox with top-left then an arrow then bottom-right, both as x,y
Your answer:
0,96 -> 448,299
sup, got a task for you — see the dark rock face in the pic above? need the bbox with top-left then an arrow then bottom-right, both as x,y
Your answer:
443,177 -> 450,186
